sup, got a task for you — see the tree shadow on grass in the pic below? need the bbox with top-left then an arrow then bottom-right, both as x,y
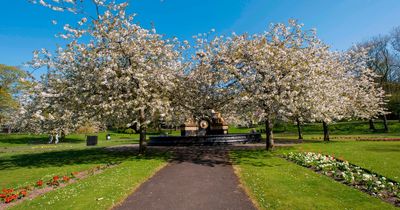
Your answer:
0,135 -> 84,145
364,144 -> 400,152
230,149 -> 285,168
0,147 -> 170,170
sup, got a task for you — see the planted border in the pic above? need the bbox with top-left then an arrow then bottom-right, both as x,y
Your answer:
284,152 -> 400,207
0,163 -> 117,208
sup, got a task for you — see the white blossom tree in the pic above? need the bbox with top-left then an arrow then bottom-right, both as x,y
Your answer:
213,20 -> 387,147
213,20 -> 328,149
172,34 -> 240,123
25,0 -> 388,150
28,1 -> 182,153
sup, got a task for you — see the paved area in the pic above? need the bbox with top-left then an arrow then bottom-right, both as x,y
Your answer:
113,147 -> 257,210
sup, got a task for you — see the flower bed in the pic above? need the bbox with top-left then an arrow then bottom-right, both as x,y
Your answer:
0,163 -> 116,207
0,173 -> 74,204
310,136 -> 400,141
285,152 -> 400,207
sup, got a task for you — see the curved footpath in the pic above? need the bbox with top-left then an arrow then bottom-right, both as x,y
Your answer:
113,147 -> 257,210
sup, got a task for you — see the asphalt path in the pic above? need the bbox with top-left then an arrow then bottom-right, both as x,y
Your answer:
113,147 -> 257,210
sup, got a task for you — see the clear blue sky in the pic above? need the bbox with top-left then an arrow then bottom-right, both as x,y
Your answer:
1,0 -> 400,77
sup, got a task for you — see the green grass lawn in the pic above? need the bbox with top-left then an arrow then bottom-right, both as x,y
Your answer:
231,140 -> 400,209
10,151 -> 169,210
231,150 -> 397,210
0,132 -> 170,209
0,147 -> 140,189
1,121 -> 399,209
0,130 -> 180,189
229,120 -> 400,140
0,131 -> 139,149
289,141 -> 400,182
0,132 -> 141,189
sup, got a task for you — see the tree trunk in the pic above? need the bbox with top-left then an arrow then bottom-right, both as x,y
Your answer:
265,118 -> 274,150
129,122 -> 139,134
322,121 -> 330,141
139,109 -> 147,154
157,121 -> 161,133
61,130 -> 66,141
369,119 -> 376,131
296,118 -> 303,140
139,126 -> 146,154
383,114 -> 389,132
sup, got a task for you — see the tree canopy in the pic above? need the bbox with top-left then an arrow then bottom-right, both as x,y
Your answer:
16,0 -> 389,151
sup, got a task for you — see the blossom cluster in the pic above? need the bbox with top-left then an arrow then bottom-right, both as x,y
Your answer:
285,152 -> 400,204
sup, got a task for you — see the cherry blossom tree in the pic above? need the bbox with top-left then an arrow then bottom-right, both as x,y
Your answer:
25,0 -> 388,150
213,20 -> 386,147
28,1 -> 181,153
172,34 -> 240,123
213,20 -> 329,149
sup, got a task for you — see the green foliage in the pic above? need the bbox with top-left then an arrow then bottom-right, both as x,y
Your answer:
388,93 -> 400,116
124,128 -> 135,134
383,82 -> 400,117
0,64 -> 30,125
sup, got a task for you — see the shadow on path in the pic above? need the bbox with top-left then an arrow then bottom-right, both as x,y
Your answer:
114,146 -> 256,210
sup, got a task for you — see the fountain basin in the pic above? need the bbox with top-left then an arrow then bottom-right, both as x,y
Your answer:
148,133 -> 262,146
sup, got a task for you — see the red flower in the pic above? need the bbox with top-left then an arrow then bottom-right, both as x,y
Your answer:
36,180 -> 43,187
0,193 -> 6,198
19,190 -> 27,196
53,176 -> 59,181
62,176 -> 70,182
2,188 -> 13,194
5,197 -> 12,203
4,194 -> 17,203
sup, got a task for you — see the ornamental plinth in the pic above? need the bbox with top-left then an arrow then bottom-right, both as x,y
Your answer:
180,118 -> 198,136
181,111 -> 229,136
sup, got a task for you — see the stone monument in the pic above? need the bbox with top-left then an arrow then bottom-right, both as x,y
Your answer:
148,110 -> 261,146
180,118 -> 198,136
181,111 -> 228,136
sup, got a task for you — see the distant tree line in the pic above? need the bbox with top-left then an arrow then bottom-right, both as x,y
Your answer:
356,27 -> 400,123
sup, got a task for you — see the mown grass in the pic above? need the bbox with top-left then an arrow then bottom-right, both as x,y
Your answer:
0,132 -> 170,209
10,151 -> 169,210
289,141 -> 400,182
0,147 -> 140,189
1,121 -> 399,209
0,129 -> 179,189
231,148 -> 398,210
0,132 -> 138,149
230,120 -> 400,140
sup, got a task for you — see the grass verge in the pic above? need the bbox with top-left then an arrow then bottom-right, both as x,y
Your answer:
0,147 -> 139,189
290,141 -> 400,182
10,151 -> 169,210
230,150 -> 397,210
